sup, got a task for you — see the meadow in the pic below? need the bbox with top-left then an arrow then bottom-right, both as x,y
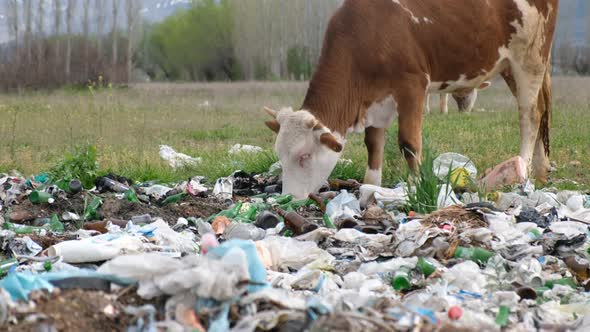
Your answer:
0,77 -> 588,190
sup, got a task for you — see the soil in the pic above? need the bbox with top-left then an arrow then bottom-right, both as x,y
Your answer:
5,289 -> 134,332
100,195 -> 225,224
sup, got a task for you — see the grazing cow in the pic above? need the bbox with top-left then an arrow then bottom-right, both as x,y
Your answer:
425,81 -> 491,114
265,0 -> 558,200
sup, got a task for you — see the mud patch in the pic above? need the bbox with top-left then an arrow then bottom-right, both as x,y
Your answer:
5,289 -> 133,332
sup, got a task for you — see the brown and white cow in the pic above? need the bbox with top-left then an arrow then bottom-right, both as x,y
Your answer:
265,0 -> 558,200
425,81 -> 491,114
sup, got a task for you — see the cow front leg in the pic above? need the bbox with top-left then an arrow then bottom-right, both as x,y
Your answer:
397,86 -> 426,172
364,127 -> 386,186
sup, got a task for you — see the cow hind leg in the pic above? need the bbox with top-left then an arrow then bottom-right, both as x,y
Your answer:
532,70 -> 552,183
364,127 -> 386,186
503,64 -> 548,181
440,94 -> 449,114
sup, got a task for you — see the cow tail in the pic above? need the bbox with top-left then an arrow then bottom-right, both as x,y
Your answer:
539,67 -> 552,157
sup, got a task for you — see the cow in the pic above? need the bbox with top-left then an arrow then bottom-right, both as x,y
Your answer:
425,81 -> 491,114
264,0 -> 558,200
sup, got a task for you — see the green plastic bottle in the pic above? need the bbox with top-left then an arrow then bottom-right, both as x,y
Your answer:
323,214 -> 336,229
84,196 -> 103,221
124,189 -> 141,203
392,266 -> 412,291
495,305 -> 510,327
417,257 -> 436,277
544,278 -> 577,289
162,193 -> 187,205
43,261 -> 53,272
49,214 -> 65,232
270,194 -> 293,205
209,202 -> 244,222
454,246 -> 495,264
235,204 -> 259,223
29,191 -> 54,204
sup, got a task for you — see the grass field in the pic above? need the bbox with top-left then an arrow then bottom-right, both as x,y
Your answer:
0,77 -> 589,190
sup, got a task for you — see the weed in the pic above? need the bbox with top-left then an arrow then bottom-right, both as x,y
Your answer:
403,144 -> 443,214
48,145 -> 99,189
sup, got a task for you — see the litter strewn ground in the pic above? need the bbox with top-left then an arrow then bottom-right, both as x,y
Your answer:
0,155 -> 589,331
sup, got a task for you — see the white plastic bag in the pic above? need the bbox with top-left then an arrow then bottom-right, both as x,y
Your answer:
159,145 -> 201,168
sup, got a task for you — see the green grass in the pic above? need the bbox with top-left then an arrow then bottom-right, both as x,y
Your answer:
0,78 -> 589,190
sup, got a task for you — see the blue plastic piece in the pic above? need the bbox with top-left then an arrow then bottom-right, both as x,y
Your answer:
207,239 -> 268,293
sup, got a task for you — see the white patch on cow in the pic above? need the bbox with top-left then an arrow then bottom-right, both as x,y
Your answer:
363,167 -> 382,186
273,108 -> 344,199
423,17 -> 433,24
347,95 -> 397,134
392,0 -> 420,24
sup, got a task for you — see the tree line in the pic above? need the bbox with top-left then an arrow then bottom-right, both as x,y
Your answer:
1,0 -> 140,90
1,0 -> 589,90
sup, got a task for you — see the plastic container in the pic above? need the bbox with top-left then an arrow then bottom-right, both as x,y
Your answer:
69,179 -> 82,194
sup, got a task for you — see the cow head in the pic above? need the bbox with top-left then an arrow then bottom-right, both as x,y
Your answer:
264,107 -> 343,200
452,81 -> 491,113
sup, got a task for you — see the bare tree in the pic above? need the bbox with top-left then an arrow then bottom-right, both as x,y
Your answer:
83,0 -> 91,78
96,0 -> 105,58
112,0 -> 120,77
66,0 -> 76,81
126,0 -> 139,82
24,0 -> 33,64
36,0 -> 45,75
54,0 -> 62,78
7,0 -> 19,67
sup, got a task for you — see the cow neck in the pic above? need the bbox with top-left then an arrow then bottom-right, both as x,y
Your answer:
301,69 -> 362,138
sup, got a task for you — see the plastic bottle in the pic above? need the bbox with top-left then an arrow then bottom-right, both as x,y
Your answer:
131,214 -> 152,224
392,266 -> 411,291
100,177 -> 130,193
84,196 -> 103,221
124,189 -> 141,203
270,194 -> 293,205
255,211 -> 281,230
277,209 -> 318,236
454,246 -> 495,264
323,214 -> 336,229
29,191 -> 54,204
495,305 -> 510,327
417,257 -> 436,277
49,214 -> 64,232
544,278 -> 577,289
161,193 -> 187,205
211,202 -> 243,221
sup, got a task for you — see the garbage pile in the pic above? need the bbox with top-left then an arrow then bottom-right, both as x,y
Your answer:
0,153 -> 589,332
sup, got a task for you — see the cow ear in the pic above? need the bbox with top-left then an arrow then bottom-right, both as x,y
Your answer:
265,120 -> 280,134
478,81 -> 491,90
320,133 -> 343,153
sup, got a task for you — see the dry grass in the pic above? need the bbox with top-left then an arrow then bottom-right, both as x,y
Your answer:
0,77 -> 588,188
